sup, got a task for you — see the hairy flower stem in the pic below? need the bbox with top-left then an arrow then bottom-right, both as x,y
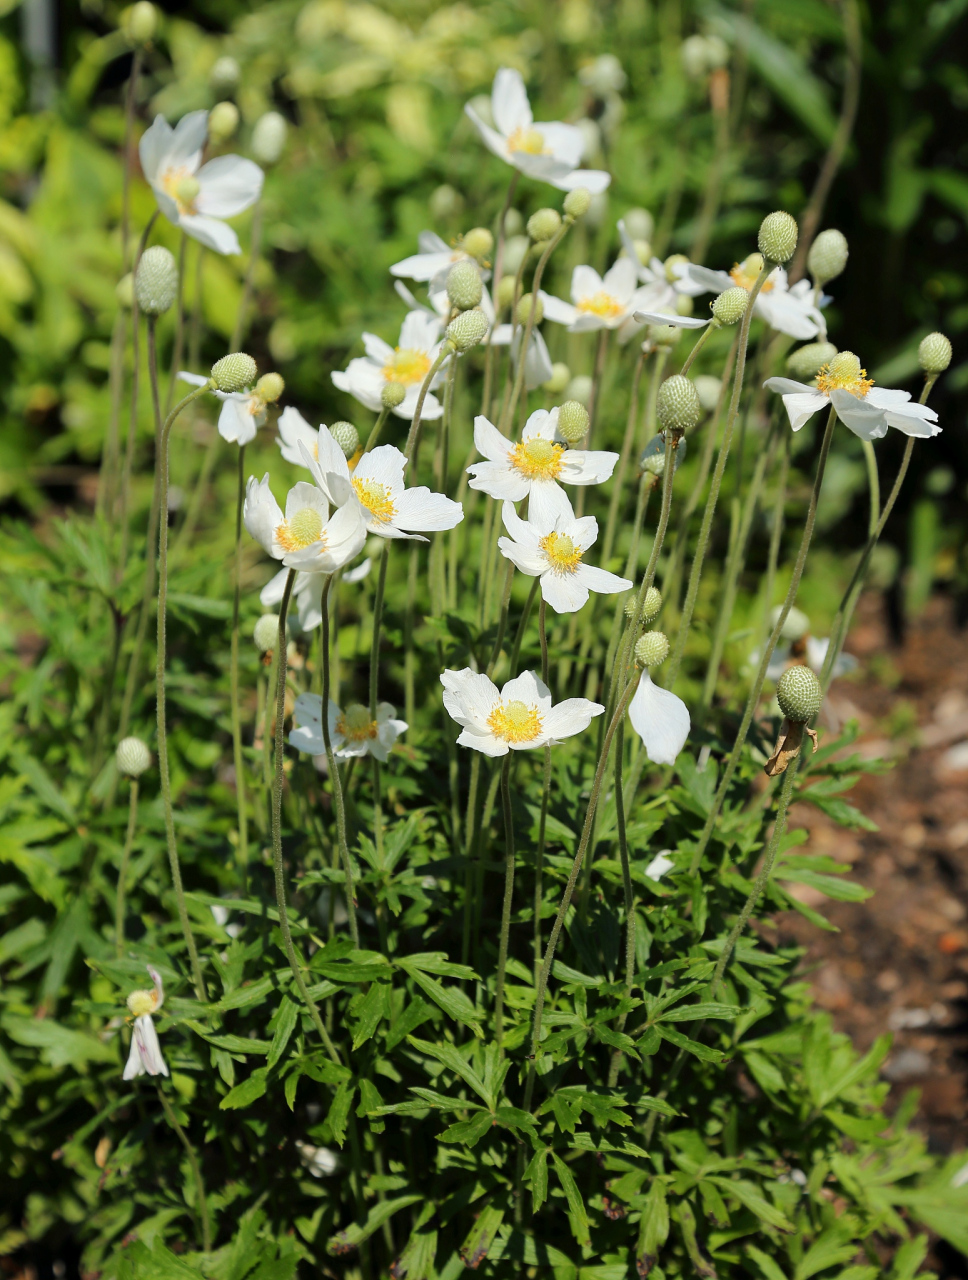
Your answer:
687,406 -> 837,876
606,720 -> 635,1088
481,171 -> 520,419
666,264 -> 772,689
679,320 -> 719,377
524,675 -> 640,1110
363,405 -> 391,455
487,561 -> 516,677
861,439 -> 880,538
601,352 -> 646,568
461,754 -> 482,968
164,231 -> 188,413
230,445 -> 249,886
320,575 -> 360,947
405,345 -> 452,461
155,368 -> 209,1001
508,577 -> 539,677
156,1084 -> 212,1252
271,571 -> 343,1063
534,601 -> 552,975
757,429 -> 791,645
404,544 -> 419,730
493,754 -> 515,1050
115,778 -> 140,957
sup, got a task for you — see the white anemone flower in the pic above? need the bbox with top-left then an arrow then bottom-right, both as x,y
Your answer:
645,850 -> 675,882
390,231 -> 490,292
686,255 -> 824,341
467,408 -> 619,526
289,694 -> 407,762
441,668 -> 603,757
540,259 -> 658,341
628,673 -> 690,766
139,111 -> 263,256
465,67 -> 611,194
332,311 -> 446,421
498,497 -> 631,613
764,352 -> 940,441
178,371 -> 274,446
300,433 -> 463,543
123,966 -> 168,1080
244,477 -> 366,572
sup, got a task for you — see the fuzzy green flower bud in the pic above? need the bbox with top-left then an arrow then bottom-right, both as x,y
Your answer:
446,260 -> 483,310
515,292 -> 544,327
657,374 -> 701,433
648,323 -> 681,348
624,208 -> 654,242
210,56 -> 240,93
446,307 -> 489,352
330,421 -> 359,459
135,246 -> 178,317
382,381 -> 406,409
208,101 -> 239,144
543,362 -> 570,394
563,188 -> 591,219
116,736 -> 151,777
124,1 -> 157,43
211,352 -> 256,393
527,208 -> 562,243
635,630 -> 670,669
786,341 -> 838,381
255,372 -> 284,403
807,229 -> 848,285
694,375 -> 721,412
565,375 -> 592,406
758,211 -> 798,264
711,286 -> 748,326
918,331 -> 952,375
461,227 -> 493,262
251,111 -> 287,165
502,235 -> 529,275
776,664 -> 822,723
664,253 -> 690,284
116,273 -> 134,310
557,400 -> 589,443
253,614 -> 281,653
496,276 -> 516,310
626,586 -> 662,624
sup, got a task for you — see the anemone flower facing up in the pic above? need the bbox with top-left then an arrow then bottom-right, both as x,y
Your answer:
123,966 -> 168,1080
465,67 -> 610,194
289,694 -> 407,762
332,311 -> 446,421
139,110 -> 264,255
467,407 -> 619,526
541,258 -> 656,341
764,351 -> 941,441
244,477 -> 367,573
441,669 -> 603,757
498,497 -> 631,613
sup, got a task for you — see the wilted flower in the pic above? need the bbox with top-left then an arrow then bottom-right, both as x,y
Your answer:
290,695 -> 407,762
123,967 -> 168,1080
441,669 -> 603,756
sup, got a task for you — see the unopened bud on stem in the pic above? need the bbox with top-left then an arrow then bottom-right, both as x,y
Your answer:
635,630 -> 670,669
211,353 -> 257,392
563,188 -> 591,219
253,614 -> 281,653
330,421 -> 359,459
918,331 -> 952,375
527,208 -> 562,243
556,400 -> 589,443
758,210 -> 798,264
776,665 -> 822,723
382,381 -> 406,409
711,286 -> 748,326
135,246 -> 178,317
461,227 -> 493,262
657,375 -> 701,433
807,229 -> 848,285
446,260 -> 483,310
446,307 -> 489,352
255,372 -> 284,403
116,736 -> 151,777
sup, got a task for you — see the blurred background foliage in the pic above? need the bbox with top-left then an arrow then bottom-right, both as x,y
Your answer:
0,0 -> 966,623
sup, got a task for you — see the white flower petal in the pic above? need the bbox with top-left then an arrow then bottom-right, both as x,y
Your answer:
575,564 -> 633,596
394,487 -> 464,532
218,397 -> 258,445
244,474 -> 284,557
161,110 -> 208,173
560,449 -> 619,486
829,388 -> 887,441
553,168 -> 611,194
539,571 -> 589,613
539,292 -> 579,326
196,154 -> 264,217
492,67 -> 533,135
457,727 -> 508,755
780,391 -> 830,432
500,670 -> 551,709
542,697 -> 605,742
627,672 -> 690,766
178,370 -> 210,387
473,415 -> 512,462
466,460 -> 530,503
441,668 -> 500,733
178,213 -> 241,256
527,479 -> 575,527
633,310 -> 708,329
572,264 -> 604,301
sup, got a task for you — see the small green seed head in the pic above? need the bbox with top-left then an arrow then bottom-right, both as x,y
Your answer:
807,229 -> 848,285
556,400 -> 590,444
656,374 -> 701,433
758,210 -> 798,264
251,111 -> 287,165
211,352 -> 256,392
208,100 -> 239,144
461,227 -> 493,262
446,306 -> 489,352
776,664 -> 822,723
527,207 -> 562,243
255,372 -> 284,403
124,0 -> 157,43
135,246 -> 178,317
711,286 -> 748,326
563,187 -> 591,218
648,323 -> 681,348
116,736 -> 151,777
446,260 -> 483,310
918,331 -> 952,375
786,341 -> 838,381
543,362 -> 570,394
514,292 -> 544,327
626,586 -> 662,624
496,276 -> 516,310
381,381 -> 406,409
635,630 -> 670,669
330,421 -> 359,458
253,614 -> 281,653
826,351 -> 863,382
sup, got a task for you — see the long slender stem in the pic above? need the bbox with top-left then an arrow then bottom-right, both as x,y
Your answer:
758,428 -> 791,645
115,778 -> 139,957
606,720 -> 634,1088
494,754 -> 515,1049
601,352 -> 646,568
154,357 -> 208,1001
508,577 -> 540,677
230,445 -> 249,884
320,576 -> 360,947
270,571 -> 342,1063
679,320 -> 719,377
482,172 -> 520,420
861,439 -> 880,539
534,599 -> 551,974
461,753 -> 482,968
156,1085 -> 211,1252
404,346 -> 451,461
687,406 -> 837,875
165,231 -> 187,413
363,405 -> 391,455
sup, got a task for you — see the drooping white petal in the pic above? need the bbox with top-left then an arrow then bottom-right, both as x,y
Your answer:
527,479 -> 576,527
178,370 -> 211,387
765,377 -> 816,396
627,672 -> 690,766
125,1015 -> 168,1079
633,310 -> 709,329
829,389 -> 888,441
218,396 -> 259,445
276,406 -> 318,468
779,391 -> 831,433
244,474 -> 284,557
687,265 -> 734,294
560,449 -> 620,486
552,167 -> 611,194
178,213 -> 242,256
195,154 -> 264,217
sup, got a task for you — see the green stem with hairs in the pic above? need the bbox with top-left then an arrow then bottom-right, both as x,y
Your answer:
404,345 -> 452,461
861,439 -> 880,539
230,445 -> 249,884
320,575 -> 360,947
600,352 -> 646,568
115,778 -> 139,957
481,171 -> 520,420
157,1084 -> 212,1252
606,718 -> 635,1088
363,405 -> 391,455
534,600 -> 551,974
494,754 -> 515,1050
679,320 -> 719,377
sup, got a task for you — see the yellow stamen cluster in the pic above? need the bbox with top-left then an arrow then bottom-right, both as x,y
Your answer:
509,437 -> 565,480
161,166 -> 200,216
487,699 -> 543,744
540,531 -> 583,574
576,291 -> 624,319
729,253 -> 774,294
506,125 -> 549,155
382,348 -> 431,386
336,704 -> 379,743
353,477 -> 396,523
127,988 -> 159,1018
814,352 -> 874,398
275,507 -> 324,552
